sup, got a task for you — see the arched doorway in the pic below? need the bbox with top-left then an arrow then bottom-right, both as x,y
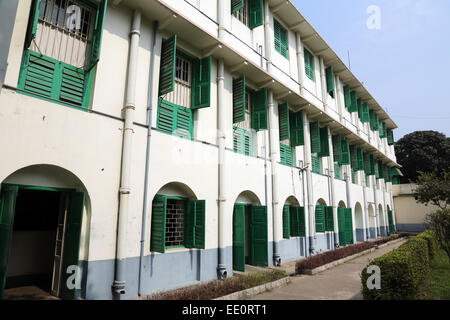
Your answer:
232,191 -> 267,272
368,204 -> 376,239
337,201 -> 353,247
0,165 -> 90,300
354,202 -> 364,242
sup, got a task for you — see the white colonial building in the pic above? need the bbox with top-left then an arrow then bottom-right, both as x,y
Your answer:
0,0 -> 400,300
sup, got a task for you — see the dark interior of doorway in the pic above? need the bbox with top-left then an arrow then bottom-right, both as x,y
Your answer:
5,188 -> 62,293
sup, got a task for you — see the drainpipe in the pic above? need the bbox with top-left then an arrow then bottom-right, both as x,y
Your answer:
362,174 -> 369,241
372,175 -> 379,238
382,179 -> 389,236
218,0 -> 226,40
389,183 -> 397,231
263,0 -> 272,73
319,57 -> 327,110
298,161 -> 309,257
344,165 -> 356,243
217,58 -> 227,279
295,32 -> 306,95
268,90 -> 281,266
113,9 -> 141,299
138,20 -> 158,296
326,129 -> 339,248
303,112 -> 316,254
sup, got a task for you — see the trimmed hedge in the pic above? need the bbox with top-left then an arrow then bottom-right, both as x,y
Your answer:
416,230 -> 438,261
361,231 -> 436,300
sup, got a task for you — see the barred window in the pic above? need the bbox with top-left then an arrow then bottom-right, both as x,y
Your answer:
233,0 -> 249,26
165,55 -> 192,109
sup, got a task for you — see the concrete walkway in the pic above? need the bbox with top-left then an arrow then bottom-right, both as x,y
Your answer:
249,239 -> 407,300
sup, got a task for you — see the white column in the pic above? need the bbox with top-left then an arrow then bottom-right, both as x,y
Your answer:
327,128 -> 339,248
303,112 -> 316,253
296,32 -> 306,93
319,56 -> 328,110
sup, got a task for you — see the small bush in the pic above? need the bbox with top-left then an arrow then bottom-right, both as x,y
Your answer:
417,229 -> 438,262
361,234 -> 432,300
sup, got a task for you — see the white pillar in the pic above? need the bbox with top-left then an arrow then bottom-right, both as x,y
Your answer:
303,112 -> 316,253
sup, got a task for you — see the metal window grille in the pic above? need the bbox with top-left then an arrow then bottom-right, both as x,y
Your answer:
232,0 -> 249,26
165,55 -> 192,109
31,0 -> 96,68
165,199 -> 185,248
236,91 -> 251,130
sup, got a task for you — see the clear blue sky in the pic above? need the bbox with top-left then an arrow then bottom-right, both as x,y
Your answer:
292,0 -> 450,140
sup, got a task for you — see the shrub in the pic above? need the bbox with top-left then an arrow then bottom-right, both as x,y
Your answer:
426,209 -> 450,260
361,235 -> 431,300
416,229 -> 438,262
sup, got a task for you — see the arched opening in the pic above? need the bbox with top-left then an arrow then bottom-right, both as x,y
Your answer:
337,200 -> 354,247
368,204 -> 376,239
282,196 -> 305,240
378,204 -> 386,236
338,201 -> 346,208
149,182 -> 203,253
232,191 -> 267,272
1,165 -> 90,300
354,202 -> 364,242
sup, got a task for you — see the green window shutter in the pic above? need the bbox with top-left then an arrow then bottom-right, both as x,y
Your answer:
312,155 -> 321,174
371,113 -> 380,131
340,138 -> 350,165
357,148 -> 364,171
157,99 -> 193,139
0,185 -> 18,299
60,64 -> 86,106
159,35 -> 177,96
299,207 -> 306,237
175,104 -> 193,139
325,206 -> 334,231
304,49 -> 315,81
283,205 -> 291,239
231,0 -> 244,13
334,163 -> 341,179
88,0 -> 107,70
369,154 -> 375,176
332,135 -> 341,163
349,91 -> 358,113
362,103 -> 370,123
357,98 -> 363,120
278,103 -> 290,141
363,152 -> 370,175
233,127 -> 253,156
387,129 -> 395,145
380,122 -> 387,138
337,208 -> 346,246
233,204 -> 246,272
251,88 -> 268,131
150,195 -> 167,253
248,0 -> 263,29
60,192 -> 85,300
249,205 -> 268,267
274,19 -> 288,58
191,56 -> 211,109
25,0 -> 42,49
345,208 -> 354,245
194,200 -> 206,249
325,66 -> 335,97
318,126 -> 330,157
344,85 -> 351,109
289,206 -> 298,237
315,205 -> 326,233
290,111 -> 304,147
388,210 -> 394,234
350,145 -> 358,170
184,200 -> 195,249
377,160 -> 383,179
233,77 -> 246,123
157,98 -> 175,134
280,143 -> 294,167
309,121 -> 321,154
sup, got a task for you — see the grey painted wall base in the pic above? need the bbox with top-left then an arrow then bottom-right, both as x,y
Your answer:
397,223 -> 426,233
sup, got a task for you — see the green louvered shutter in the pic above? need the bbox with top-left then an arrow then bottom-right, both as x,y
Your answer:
337,208 -> 346,246
325,66 -> 335,97
192,56 -> 211,109
184,200 -> 195,248
283,205 -> 291,239
251,88 -> 268,131
363,152 -> 370,175
332,135 -> 341,163
60,192 -> 85,300
349,91 -> 358,113
388,210 -> 394,234
231,0 -> 244,13
88,0 -> 107,70
350,145 -> 358,170
278,103 -> 290,141
318,126 -> 330,157
157,99 -> 175,133
373,113 -> 380,131
376,160 -> 382,179
340,138 -> 350,165
357,98 -> 363,120
233,77 -> 246,123
159,35 -> 177,96
310,121 -> 321,154
344,85 -> 351,109
290,111 -> 304,147
369,154 -> 375,176
315,205 -> 326,233
304,49 -> 315,81
194,200 -> 206,249
362,103 -> 370,123
290,206 -> 301,237
345,208 -> 354,245
233,204 -> 246,271
280,144 -> 294,166
357,148 -> 364,171
0,185 -> 18,299
325,206 -> 334,231
25,0 -> 42,49
387,129 -> 395,145
248,0 -> 263,29
175,104 -> 193,139
312,155 -> 321,174
299,207 -> 306,237
150,195 -> 167,253
249,205 -> 268,267
380,122 -> 387,138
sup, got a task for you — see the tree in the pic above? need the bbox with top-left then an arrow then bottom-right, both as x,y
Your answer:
395,131 -> 450,183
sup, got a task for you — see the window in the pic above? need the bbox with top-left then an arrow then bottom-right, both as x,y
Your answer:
165,54 -> 192,109
278,103 -> 304,147
274,19 -> 288,59
387,129 -> 395,145
315,205 -> 333,233
325,66 -> 335,98
312,155 -> 321,174
283,205 -> 306,239
233,126 -> 254,156
150,195 -> 206,253
334,163 -> 342,180
304,48 -> 315,81
338,208 -> 354,246
231,0 -> 263,29
280,143 -> 294,167
332,135 -> 350,165
351,169 -> 358,185
18,0 -> 107,108
348,91 -> 358,113
157,99 -> 193,139
310,122 -> 329,158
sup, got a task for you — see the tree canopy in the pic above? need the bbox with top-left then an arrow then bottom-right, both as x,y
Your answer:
395,131 -> 450,182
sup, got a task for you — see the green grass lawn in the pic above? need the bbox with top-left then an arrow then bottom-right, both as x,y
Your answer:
417,249 -> 450,300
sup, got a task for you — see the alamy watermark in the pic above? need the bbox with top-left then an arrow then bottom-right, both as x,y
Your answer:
367,5 -> 381,30
366,265 -> 381,290
65,5 -> 82,32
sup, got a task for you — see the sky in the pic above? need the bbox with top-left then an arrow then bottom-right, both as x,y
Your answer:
291,0 -> 450,140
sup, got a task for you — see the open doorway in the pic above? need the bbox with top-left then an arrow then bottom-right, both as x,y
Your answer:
0,184 -> 85,300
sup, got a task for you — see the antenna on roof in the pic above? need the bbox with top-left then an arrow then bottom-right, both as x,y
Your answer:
347,50 -> 351,70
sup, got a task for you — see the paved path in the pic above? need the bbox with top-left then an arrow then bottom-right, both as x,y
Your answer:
249,239 -> 407,300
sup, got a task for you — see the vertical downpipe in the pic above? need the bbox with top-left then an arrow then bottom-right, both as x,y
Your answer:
113,9 -> 141,299
263,0 -> 272,73
372,175 -> 379,238
362,174 -> 369,241
138,20 -> 158,296
303,113 -> 316,254
326,128 -> 339,248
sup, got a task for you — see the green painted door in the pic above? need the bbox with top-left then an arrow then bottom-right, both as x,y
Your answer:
345,208 -> 354,245
0,185 -> 18,300
388,210 -> 394,234
248,206 -> 268,267
233,204 -> 246,272
337,207 -> 346,247
60,192 -> 85,300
